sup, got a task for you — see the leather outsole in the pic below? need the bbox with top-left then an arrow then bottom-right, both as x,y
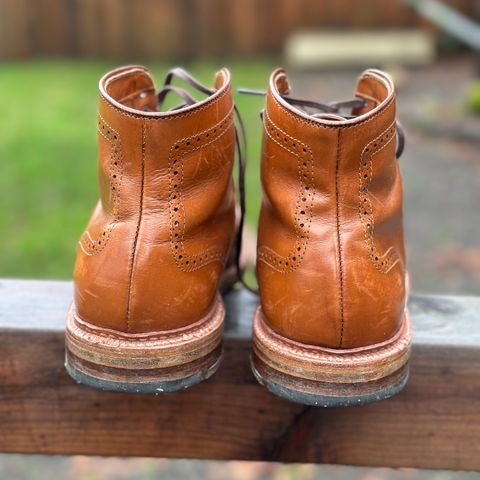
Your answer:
252,306 -> 411,407
65,295 -> 224,393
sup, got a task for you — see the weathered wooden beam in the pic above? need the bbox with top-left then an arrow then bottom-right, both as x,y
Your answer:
0,279 -> 479,469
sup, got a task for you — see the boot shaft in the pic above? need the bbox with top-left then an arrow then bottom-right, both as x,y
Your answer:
74,66 -> 236,334
257,68 -> 406,349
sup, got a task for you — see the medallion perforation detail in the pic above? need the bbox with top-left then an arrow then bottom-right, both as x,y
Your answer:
169,109 -> 234,272
258,111 -> 315,273
359,120 -> 399,273
79,115 -> 123,256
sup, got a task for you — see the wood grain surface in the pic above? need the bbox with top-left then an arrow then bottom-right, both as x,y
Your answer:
0,279 -> 479,469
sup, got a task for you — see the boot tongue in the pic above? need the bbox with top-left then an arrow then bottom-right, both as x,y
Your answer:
104,67 -> 157,111
352,69 -> 393,116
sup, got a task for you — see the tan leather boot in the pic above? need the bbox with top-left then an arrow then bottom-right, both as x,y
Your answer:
65,66 -> 237,392
252,68 -> 411,406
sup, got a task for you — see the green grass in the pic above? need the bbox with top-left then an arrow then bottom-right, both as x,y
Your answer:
0,59 -> 276,278
468,79 -> 480,113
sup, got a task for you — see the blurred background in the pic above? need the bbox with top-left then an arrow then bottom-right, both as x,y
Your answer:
0,0 -> 479,479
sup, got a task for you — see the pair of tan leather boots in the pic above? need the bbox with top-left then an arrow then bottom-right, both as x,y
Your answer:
65,65 -> 411,407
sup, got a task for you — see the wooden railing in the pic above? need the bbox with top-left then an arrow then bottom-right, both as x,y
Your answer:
0,279 -> 479,469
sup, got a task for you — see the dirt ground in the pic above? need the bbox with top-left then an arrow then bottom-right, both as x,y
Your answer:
1,56 -> 479,479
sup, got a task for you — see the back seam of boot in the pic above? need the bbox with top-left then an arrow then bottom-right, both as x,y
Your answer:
125,121 -> 146,332
335,128 -> 346,348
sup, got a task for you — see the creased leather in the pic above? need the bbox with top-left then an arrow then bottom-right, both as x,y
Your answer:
257,68 -> 406,349
73,66 -> 236,334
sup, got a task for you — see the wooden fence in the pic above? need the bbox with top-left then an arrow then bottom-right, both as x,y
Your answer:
0,0 -> 477,59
